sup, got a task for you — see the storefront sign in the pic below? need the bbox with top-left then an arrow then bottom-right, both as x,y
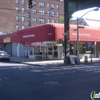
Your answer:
42,41 -> 62,46
72,33 -> 90,36
48,33 -> 52,35
25,42 -> 42,46
4,37 -> 11,43
23,34 -> 35,38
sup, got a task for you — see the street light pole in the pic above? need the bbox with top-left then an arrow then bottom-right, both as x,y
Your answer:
76,7 -> 99,63
76,17 -> 79,60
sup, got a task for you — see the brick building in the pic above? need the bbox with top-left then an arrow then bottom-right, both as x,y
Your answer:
0,0 -> 64,32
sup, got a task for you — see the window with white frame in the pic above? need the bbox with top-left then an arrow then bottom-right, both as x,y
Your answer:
39,18 -> 45,23
56,12 -> 60,17
47,11 -> 50,16
22,25 -> 26,29
32,9 -> 37,14
16,15 -> 20,22
16,24 -> 20,30
33,1 -> 37,6
27,12 -> 31,18
39,2 -> 45,7
33,17 -> 37,22
47,3 -> 50,8
22,7 -> 25,13
16,0 -> 19,3
47,19 -> 50,23
52,12 -> 55,16
57,20 -> 59,23
52,19 -> 55,23
16,7 -> 20,12
22,0 -> 25,4
28,21 -> 31,26
56,4 -> 59,9
22,16 -> 25,22
51,4 -> 55,8
39,10 -> 45,15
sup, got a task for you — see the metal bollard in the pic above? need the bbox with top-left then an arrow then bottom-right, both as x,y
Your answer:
84,56 -> 88,63
90,55 -> 92,63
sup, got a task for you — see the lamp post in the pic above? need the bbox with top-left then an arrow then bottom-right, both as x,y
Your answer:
76,7 -> 99,63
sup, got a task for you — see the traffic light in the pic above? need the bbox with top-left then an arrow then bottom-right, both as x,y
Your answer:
28,0 -> 33,9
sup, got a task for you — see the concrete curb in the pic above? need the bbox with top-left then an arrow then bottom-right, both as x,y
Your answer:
10,59 -> 100,67
10,60 -> 65,66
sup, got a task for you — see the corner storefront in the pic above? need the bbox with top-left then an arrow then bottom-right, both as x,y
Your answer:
0,24 -> 100,59
69,25 -> 100,58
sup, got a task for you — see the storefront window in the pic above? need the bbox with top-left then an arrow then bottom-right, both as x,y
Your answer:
34,47 -> 42,55
54,51 -> 58,57
78,43 -> 94,54
54,46 -> 57,50
48,46 -> 52,55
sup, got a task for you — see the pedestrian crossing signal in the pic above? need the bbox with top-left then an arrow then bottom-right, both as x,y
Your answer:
28,0 -> 33,9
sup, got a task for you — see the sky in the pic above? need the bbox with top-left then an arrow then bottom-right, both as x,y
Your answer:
72,7 -> 100,20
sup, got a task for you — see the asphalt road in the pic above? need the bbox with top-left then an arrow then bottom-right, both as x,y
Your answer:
0,61 -> 100,100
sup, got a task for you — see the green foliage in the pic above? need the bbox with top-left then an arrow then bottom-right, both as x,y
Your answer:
59,16 -> 64,23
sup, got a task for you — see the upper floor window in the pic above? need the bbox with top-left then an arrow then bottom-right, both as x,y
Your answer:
56,12 -> 60,17
47,11 -> 50,16
16,0 -> 19,3
51,4 -> 55,9
51,12 -> 55,16
16,15 -> 20,22
57,20 -> 59,23
33,9 -> 37,14
22,25 -> 26,29
16,7 -> 20,12
33,1 -> 37,6
52,19 -> 55,23
39,2 -> 45,7
16,24 -> 20,30
22,16 -> 26,22
56,4 -> 59,9
22,0 -> 25,4
33,17 -> 37,22
39,10 -> 45,15
47,19 -> 50,23
22,8 -> 25,13
47,3 -> 50,8
28,21 -> 31,26
27,12 -> 31,18
39,18 -> 45,23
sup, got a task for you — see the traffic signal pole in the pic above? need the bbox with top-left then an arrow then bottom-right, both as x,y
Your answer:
28,0 -> 33,9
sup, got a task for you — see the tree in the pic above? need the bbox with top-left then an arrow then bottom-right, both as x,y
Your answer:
59,16 -> 64,23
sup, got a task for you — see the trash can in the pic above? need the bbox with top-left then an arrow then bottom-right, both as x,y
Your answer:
84,55 -> 88,63
72,56 -> 80,64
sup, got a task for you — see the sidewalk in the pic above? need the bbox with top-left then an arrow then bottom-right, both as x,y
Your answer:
10,56 -> 100,66
10,57 -> 64,66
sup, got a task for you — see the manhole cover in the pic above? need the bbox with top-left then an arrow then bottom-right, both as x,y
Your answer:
44,81 -> 59,85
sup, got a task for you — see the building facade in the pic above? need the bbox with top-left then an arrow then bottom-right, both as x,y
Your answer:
0,23 -> 100,60
0,0 -> 64,32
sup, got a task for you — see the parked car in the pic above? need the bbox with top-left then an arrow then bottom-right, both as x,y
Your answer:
0,51 -> 10,61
